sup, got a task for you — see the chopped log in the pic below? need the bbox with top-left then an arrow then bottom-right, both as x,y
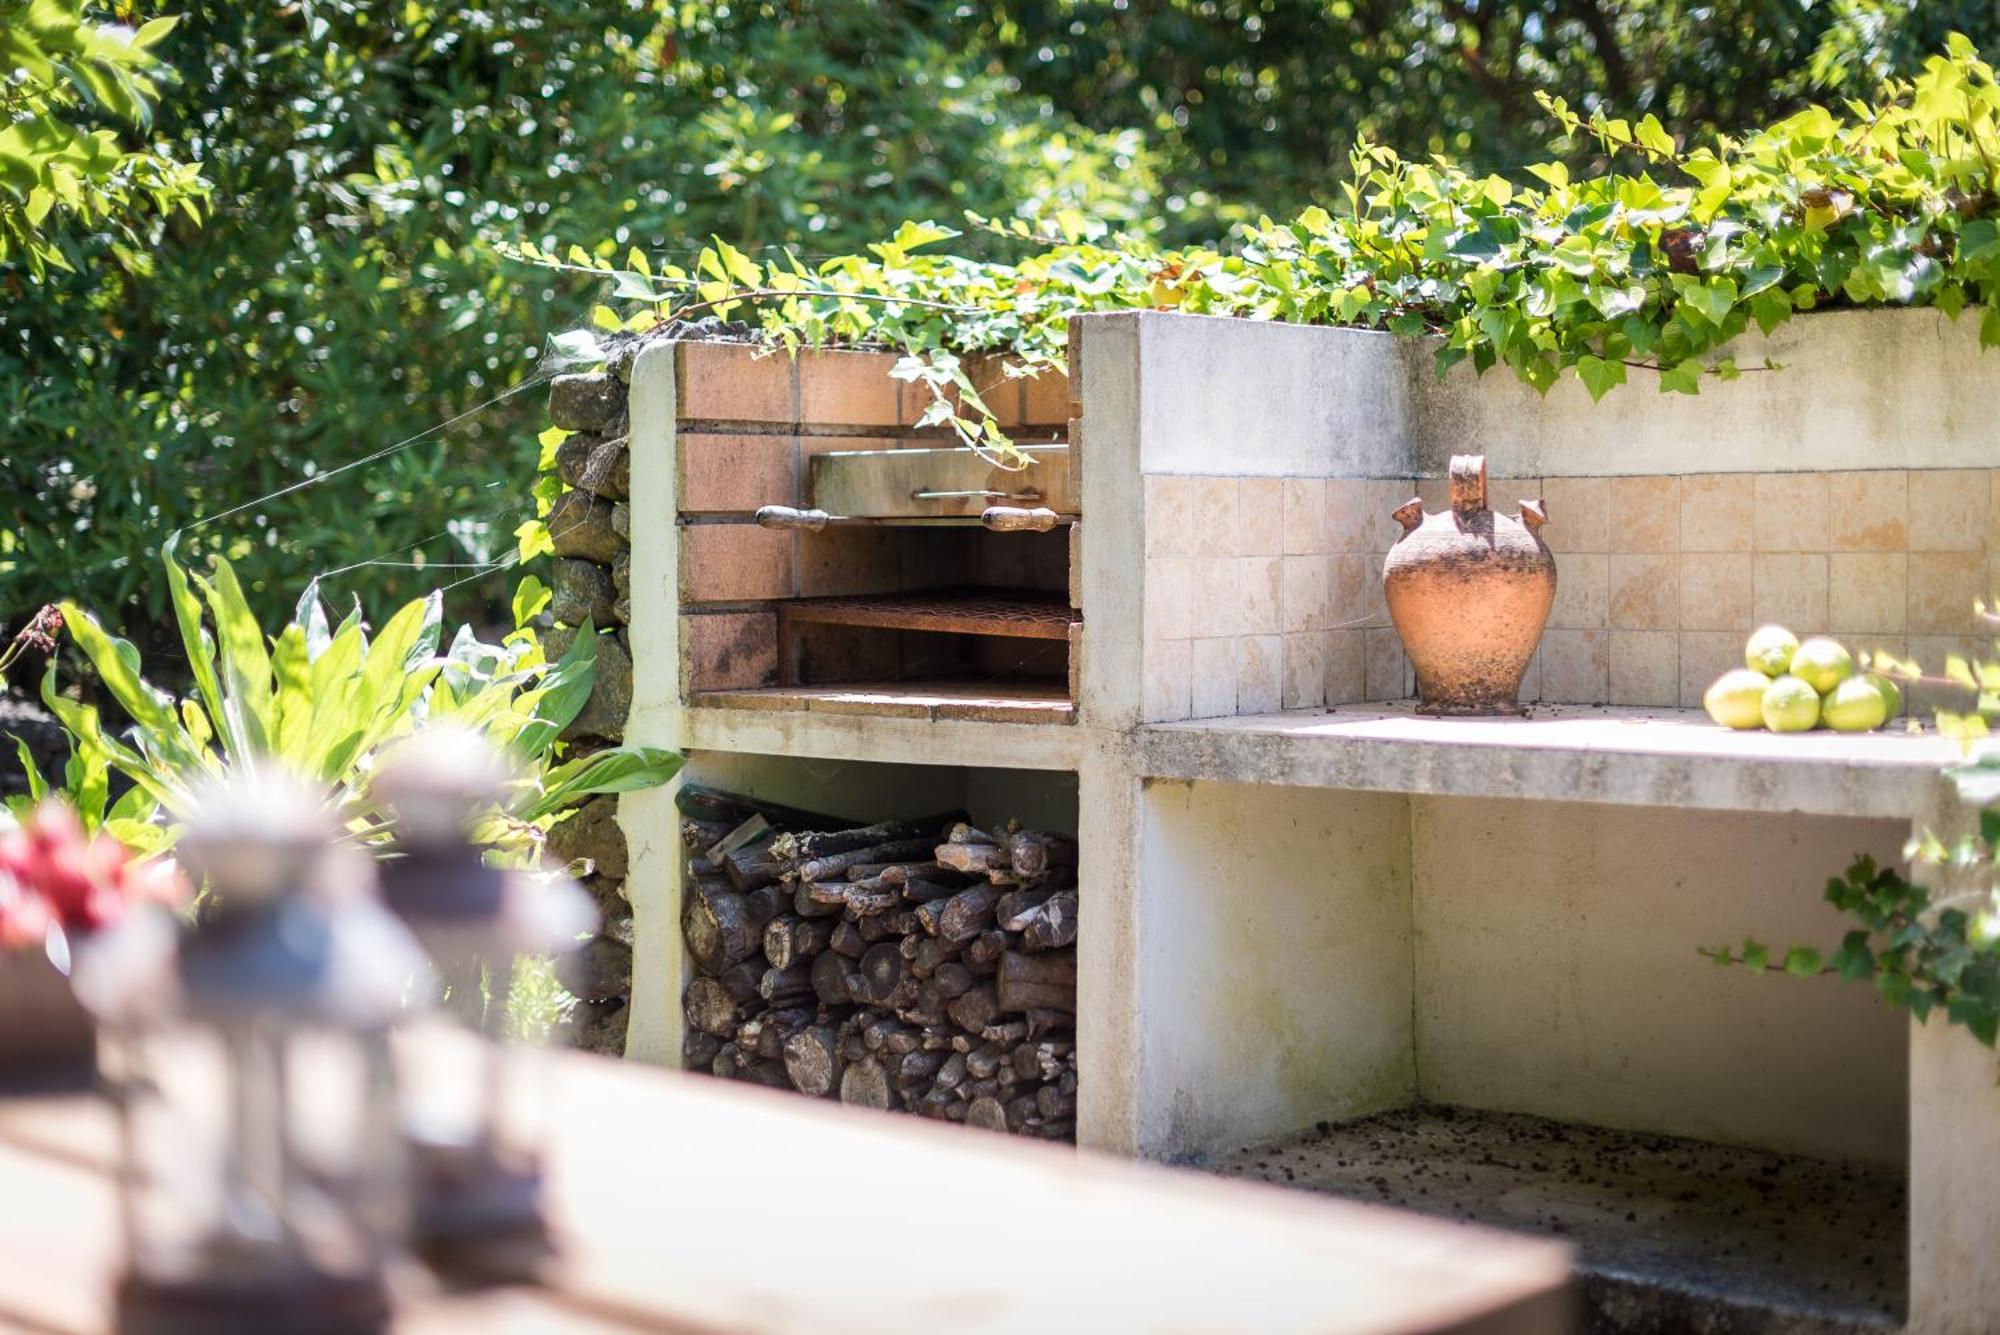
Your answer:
1014,890 -> 1079,951
828,920 -> 867,959
1004,1095 -> 1037,1132
966,1096 -> 1009,1132
1004,830 -> 1077,879
839,1058 -> 892,1111
947,983 -> 1001,1034
1037,1082 -> 1077,1120
706,814 -> 773,865
915,1086 -> 958,1120
811,950 -> 857,1006
932,1051 -> 968,1092
682,1030 -> 723,1070
722,842 -> 789,893
674,783 -> 855,834
965,930 -> 1008,969
758,963 -> 815,1004
1025,1008 -> 1069,1038
897,876 -> 962,903
994,887 -> 1053,929
681,819 -> 733,852
902,978 -> 945,1028
685,966 -> 762,1037
1034,1119 -> 1074,1141
934,842 -> 1011,876
965,1043 -> 1004,1080
793,883 -> 841,919
710,1042 -> 788,1088
739,1006 -> 812,1061
920,1025 -> 957,1051
763,916 -> 833,971
782,1025 -> 843,1097
840,876 -> 902,916
895,1049 -> 945,1091
797,837 -> 938,885
984,1019 -> 1030,1047
803,877 -> 853,908
682,877 -> 777,973
855,913 -> 901,944
933,960 -> 975,1000
935,884 -> 1000,943
853,943 -> 906,1006
996,951 -> 1076,1014
910,937 -> 957,976
946,823 -> 995,846
768,812 -> 963,862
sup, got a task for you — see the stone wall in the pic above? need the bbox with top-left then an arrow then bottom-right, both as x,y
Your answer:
539,351 -> 640,1055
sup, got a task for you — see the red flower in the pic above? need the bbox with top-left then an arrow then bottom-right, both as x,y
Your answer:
0,801 -> 189,946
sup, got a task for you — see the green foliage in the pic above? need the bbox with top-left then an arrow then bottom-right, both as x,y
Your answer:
44,546 -> 682,864
2,1 -> 1159,649
536,40 -> 2000,469
0,0 -> 205,278
975,0 -> 2000,239
1704,844 -> 2000,1054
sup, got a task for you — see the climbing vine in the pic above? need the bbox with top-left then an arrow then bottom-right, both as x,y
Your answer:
508,36 -> 2000,464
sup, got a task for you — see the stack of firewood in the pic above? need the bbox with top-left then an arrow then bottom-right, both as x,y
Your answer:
678,788 -> 1078,1141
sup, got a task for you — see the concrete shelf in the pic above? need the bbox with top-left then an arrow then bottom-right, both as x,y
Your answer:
1209,1105 -> 1904,1333
1142,703 -> 1959,819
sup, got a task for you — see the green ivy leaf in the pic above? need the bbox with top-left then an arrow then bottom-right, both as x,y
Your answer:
1576,355 -> 1627,401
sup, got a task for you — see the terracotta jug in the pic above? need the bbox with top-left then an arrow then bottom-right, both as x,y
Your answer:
1383,455 -> 1555,715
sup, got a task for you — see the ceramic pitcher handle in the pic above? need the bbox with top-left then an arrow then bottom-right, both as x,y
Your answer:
1449,455 -> 1487,514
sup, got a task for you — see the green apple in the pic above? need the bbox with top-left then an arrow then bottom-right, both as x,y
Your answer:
1761,675 -> 1821,732
1789,637 -> 1854,694
1822,676 -> 1890,732
1704,669 -> 1771,730
1745,624 -> 1799,677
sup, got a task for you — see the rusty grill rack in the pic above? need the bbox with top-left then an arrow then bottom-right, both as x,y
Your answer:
776,589 -> 1079,642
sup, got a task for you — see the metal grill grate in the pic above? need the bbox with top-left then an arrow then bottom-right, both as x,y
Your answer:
777,588 -> 1080,641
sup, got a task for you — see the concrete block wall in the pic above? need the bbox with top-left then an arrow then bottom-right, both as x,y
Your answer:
1111,308 -> 2000,721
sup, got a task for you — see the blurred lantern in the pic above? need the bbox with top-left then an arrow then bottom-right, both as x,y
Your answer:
73,771 -> 427,1335
369,727 -> 595,1277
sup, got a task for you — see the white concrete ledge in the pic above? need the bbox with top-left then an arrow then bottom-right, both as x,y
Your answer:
679,703 -> 1085,772
1141,704 -> 1958,819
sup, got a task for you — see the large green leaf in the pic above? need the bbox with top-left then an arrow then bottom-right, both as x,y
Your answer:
270,623 -> 313,765
521,745 -> 684,821
57,602 -> 178,735
161,540 -> 235,755
510,622 -> 597,762
198,558 -> 274,754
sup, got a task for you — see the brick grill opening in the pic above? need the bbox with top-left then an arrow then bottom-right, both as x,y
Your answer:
678,786 -> 1078,1140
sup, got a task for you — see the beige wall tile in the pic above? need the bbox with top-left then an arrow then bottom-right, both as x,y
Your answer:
1240,556 -> 1283,635
1907,635 -> 1987,680
1828,552 -> 1908,635
1513,641 -> 1541,706
1363,627 -> 1411,700
1141,638 -> 1192,723
1609,476 -> 1680,553
1907,469 -> 1989,552
1145,557 -> 1196,642
677,342 -> 795,424
1281,554 -> 1332,634
1190,637 -> 1236,718
1679,474 -> 1754,552
1829,471 -> 1908,552
1678,630 -> 1743,709
1365,479 -> 1419,552
1541,477 -> 1609,553
1548,553 -> 1608,629
1752,554 -> 1828,632
1328,553 -> 1383,628
1145,476 -> 1198,558
1282,478 -> 1330,555
1326,479 -> 1372,553
1283,632 -> 1329,710
1237,635 -> 1284,714
1416,477 -> 1449,513
1538,629 -> 1609,704
1609,553 -> 1679,630
1239,478 -> 1285,556
1195,558 -> 1243,637
1326,630 -> 1366,704
1020,365 -> 1070,428
1908,552 -> 1987,634
1678,553 -> 1753,631
1753,473 -> 1830,553
1608,630 -> 1680,707
1193,477 -> 1241,556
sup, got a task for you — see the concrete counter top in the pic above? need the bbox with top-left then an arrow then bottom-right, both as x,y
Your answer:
1141,703 -> 1960,819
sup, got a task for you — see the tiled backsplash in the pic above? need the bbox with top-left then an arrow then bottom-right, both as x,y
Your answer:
1140,469 -> 2000,721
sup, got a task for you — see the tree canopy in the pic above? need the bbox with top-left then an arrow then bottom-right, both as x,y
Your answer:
3,1 -> 1995,648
